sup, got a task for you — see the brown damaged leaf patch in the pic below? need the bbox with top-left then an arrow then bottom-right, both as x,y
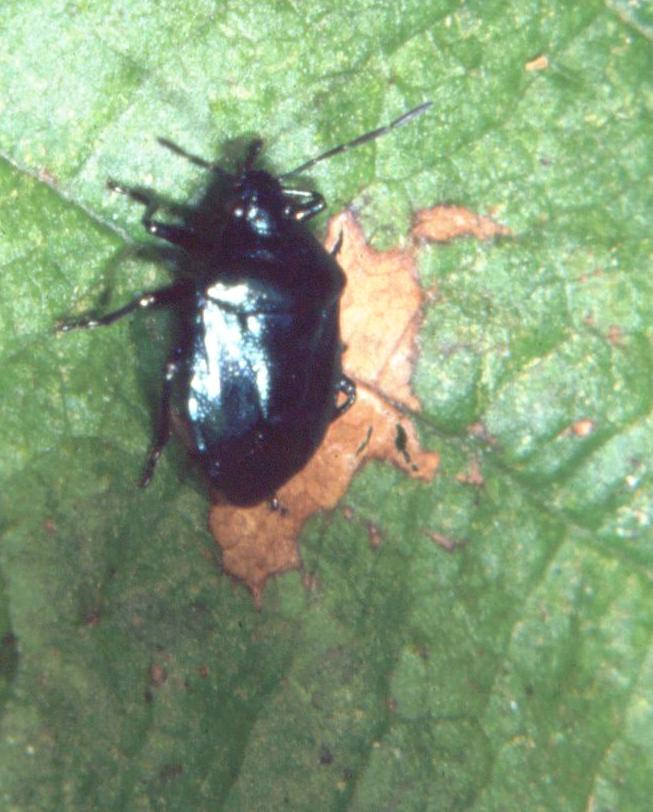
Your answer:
412,205 -> 511,243
209,205 -> 509,604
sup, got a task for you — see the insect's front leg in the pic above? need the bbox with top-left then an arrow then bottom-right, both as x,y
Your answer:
55,282 -> 188,332
107,181 -> 198,250
282,188 -> 326,222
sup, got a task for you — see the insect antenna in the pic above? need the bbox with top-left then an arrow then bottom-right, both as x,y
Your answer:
281,100 -> 432,178
157,137 -> 233,180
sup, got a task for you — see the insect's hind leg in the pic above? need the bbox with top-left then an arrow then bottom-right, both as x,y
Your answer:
329,229 -> 344,258
332,374 -> 356,419
140,343 -> 186,488
267,495 -> 288,516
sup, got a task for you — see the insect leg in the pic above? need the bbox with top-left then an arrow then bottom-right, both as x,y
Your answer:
329,229 -> 344,258
332,374 -> 357,419
140,344 -> 185,487
107,180 -> 197,249
282,188 -> 326,222
56,283 -> 188,332
267,495 -> 288,515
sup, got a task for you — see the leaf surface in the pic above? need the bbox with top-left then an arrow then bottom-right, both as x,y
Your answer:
1,1 -> 652,809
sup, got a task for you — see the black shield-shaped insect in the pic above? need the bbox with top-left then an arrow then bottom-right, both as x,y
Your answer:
58,102 -> 431,505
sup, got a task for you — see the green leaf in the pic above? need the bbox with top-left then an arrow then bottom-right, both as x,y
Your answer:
1,1 -> 652,809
